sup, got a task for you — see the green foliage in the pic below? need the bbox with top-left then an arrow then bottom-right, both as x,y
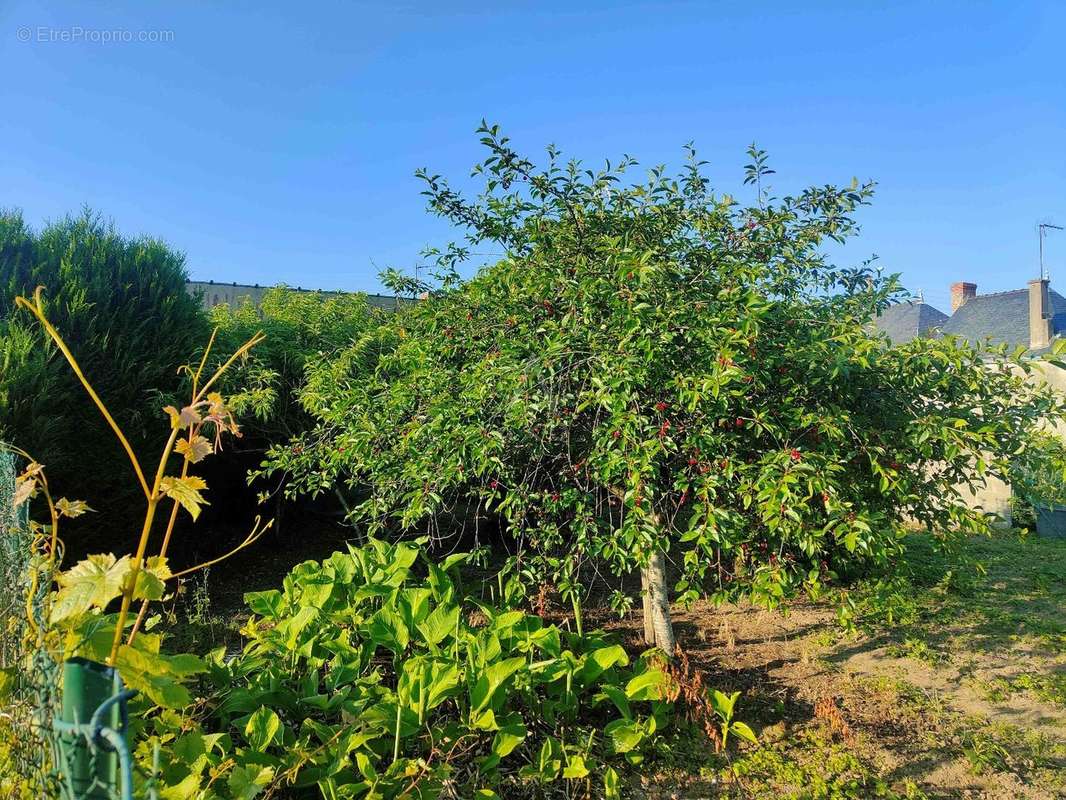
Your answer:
724,728 -> 929,799
263,125 -> 1066,616
210,287 -> 387,444
139,538 -> 683,799
0,209 -> 209,524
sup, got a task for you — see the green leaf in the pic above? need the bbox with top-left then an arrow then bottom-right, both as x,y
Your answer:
604,718 -> 645,754
470,656 -> 525,712
730,720 -> 758,744
244,589 -> 284,618
226,763 -> 274,800
490,721 -> 526,759
562,754 -> 589,779
417,602 -> 460,647
604,766 -> 621,799
625,668 -> 670,701
245,706 -> 281,751
51,554 -> 130,622
133,556 -> 172,601
55,497 -> 93,518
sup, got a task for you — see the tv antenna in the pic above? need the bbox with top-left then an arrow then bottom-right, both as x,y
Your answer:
1040,223 -> 1063,280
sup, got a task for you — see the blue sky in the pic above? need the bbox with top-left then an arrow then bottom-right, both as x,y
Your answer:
1,1 -> 1063,312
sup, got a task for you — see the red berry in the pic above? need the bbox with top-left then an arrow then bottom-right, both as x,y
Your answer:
790,449 -> 801,461
735,418 -> 744,427
655,401 -> 668,412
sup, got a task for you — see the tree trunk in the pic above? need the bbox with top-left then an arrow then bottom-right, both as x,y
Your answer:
641,549 -> 675,657
641,568 -> 655,645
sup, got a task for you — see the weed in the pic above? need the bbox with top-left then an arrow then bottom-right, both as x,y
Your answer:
885,636 -> 949,667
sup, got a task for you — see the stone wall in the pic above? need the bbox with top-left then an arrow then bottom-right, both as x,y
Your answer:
957,361 -> 1066,528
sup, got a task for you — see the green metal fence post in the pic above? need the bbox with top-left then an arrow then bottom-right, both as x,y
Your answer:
57,658 -> 122,800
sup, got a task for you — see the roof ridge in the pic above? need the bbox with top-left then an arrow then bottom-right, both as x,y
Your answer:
970,288 -> 1027,300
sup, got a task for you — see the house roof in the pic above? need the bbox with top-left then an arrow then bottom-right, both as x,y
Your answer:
939,288 -> 1066,351
872,301 -> 949,344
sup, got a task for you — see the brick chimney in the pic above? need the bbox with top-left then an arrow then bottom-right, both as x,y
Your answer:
950,281 -> 977,312
1028,278 -> 1053,350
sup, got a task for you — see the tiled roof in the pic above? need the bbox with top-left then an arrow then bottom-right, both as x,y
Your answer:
872,301 -> 949,344
939,288 -> 1066,351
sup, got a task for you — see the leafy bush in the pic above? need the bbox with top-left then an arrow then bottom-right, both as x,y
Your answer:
209,287 -> 388,441
208,287 -> 389,511
7,287 -> 702,800
0,210 -> 209,532
141,538 -> 687,799
263,125 -> 1066,649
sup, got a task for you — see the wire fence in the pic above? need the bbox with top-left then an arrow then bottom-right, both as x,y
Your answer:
0,446 -> 64,798
0,449 -> 159,800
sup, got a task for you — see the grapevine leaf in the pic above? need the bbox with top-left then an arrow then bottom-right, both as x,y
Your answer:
13,477 -> 36,508
132,556 -> 172,601
50,554 -> 130,622
55,497 -> 94,518
160,475 -> 209,520
164,404 -> 202,430
175,435 -> 213,464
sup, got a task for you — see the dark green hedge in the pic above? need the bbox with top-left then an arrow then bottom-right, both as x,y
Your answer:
0,209 -> 209,540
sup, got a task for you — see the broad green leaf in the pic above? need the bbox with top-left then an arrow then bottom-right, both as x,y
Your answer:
226,763 -> 274,800
604,718 -> 645,754
490,721 -> 526,759
417,602 -> 460,647
470,656 -> 525,712
132,556 -> 172,601
51,554 -> 130,622
562,754 -> 589,779
730,720 -> 758,744
625,668 -> 670,701
245,590 -> 284,618
245,706 -> 281,751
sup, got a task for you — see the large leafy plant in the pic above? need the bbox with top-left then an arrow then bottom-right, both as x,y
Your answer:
264,125 -> 1066,650
143,538 -> 691,799
12,286 -> 265,679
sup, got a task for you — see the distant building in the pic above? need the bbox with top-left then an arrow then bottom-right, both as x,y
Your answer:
872,277 -> 1066,527
185,280 -> 401,312
872,278 -> 1066,353
940,279 -> 1066,352
872,300 -> 948,345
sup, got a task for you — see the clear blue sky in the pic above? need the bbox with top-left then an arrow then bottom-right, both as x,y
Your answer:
1,1 -> 1063,312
